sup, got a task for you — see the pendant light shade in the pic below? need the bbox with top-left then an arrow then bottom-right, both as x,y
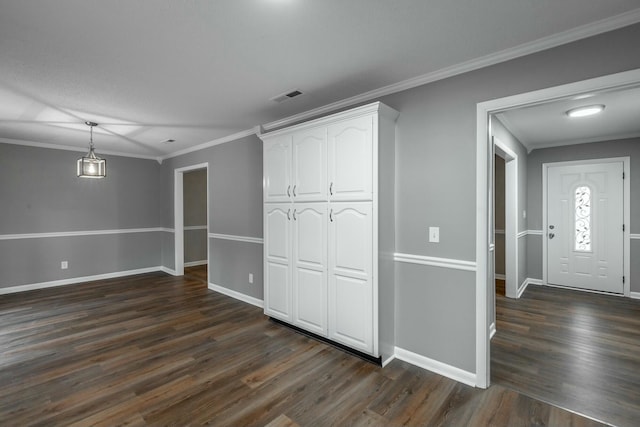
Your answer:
77,121 -> 106,178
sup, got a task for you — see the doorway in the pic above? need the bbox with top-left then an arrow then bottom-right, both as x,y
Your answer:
174,163 -> 209,277
475,68 -> 640,389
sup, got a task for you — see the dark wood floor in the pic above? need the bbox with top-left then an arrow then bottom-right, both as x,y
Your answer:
492,282 -> 640,427
0,271 -> 606,426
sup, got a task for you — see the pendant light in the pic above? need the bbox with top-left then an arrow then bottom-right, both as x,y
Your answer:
77,121 -> 106,178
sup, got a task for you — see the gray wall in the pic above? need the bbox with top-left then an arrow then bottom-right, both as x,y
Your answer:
377,23 -> 640,372
161,134 -> 263,298
0,143 -> 163,288
184,169 -> 207,263
527,137 -> 640,292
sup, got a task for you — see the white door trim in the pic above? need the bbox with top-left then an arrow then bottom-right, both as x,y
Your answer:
476,67 -> 640,389
174,163 -> 209,276
493,138 -> 519,299
542,157 -> 630,296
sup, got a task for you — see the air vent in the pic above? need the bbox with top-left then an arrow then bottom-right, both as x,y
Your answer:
270,89 -> 304,103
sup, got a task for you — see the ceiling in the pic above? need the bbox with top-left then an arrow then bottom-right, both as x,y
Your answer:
1,1 -> 640,161
496,85 -> 640,151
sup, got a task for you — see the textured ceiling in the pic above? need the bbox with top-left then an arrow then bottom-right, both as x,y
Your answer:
1,0 -> 639,160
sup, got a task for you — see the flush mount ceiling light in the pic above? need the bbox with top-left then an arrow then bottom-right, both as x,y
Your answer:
566,104 -> 605,118
77,121 -> 106,178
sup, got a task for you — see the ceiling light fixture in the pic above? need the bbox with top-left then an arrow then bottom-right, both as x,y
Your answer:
566,104 -> 605,118
77,121 -> 106,178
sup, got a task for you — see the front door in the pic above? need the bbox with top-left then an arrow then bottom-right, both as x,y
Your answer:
546,161 -> 624,294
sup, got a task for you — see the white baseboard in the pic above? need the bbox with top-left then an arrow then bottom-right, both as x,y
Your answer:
208,282 -> 264,308
184,260 -> 207,267
0,266 -> 164,295
517,278 -> 538,298
495,274 -> 506,280
394,347 -> 476,387
489,322 -> 496,339
381,354 -> 396,368
630,292 -> 640,300
160,266 -> 178,276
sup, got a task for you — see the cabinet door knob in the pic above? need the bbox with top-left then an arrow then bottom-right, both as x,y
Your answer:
293,185 -> 297,197
329,209 -> 333,222
549,233 -> 555,239
293,209 -> 297,221
329,182 -> 333,196
287,208 -> 291,220
287,185 -> 291,197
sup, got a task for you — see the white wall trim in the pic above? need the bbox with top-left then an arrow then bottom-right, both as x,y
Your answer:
209,233 -> 264,244
527,230 -> 543,236
630,292 -> 640,300
517,230 -> 528,239
381,354 -> 396,368
394,347 -> 476,387
263,9 -> 640,132
489,322 -> 496,340
208,282 -> 264,308
0,227 -> 168,241
518,278 -> 537,298
184,225 -> 207,231
630,234 -> 640,240
160,266 -> 178,276
160,129 -> 257,161
184,260 -> 207,267
161,227 -> 175,233
0,266 -> 166,295
394,253 -> 476,272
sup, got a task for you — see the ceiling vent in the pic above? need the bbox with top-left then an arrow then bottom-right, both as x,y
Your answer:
270,89 -> 304,103
161,139 -> 176,144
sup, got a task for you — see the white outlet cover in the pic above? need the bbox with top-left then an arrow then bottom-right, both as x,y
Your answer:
61,261 -> 68,269
429,227 -> 440,243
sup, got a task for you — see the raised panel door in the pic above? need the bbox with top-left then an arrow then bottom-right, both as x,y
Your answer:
292,127 -> 327,202
264,136 -> 292,202
328,116 -> 373,201
293,203 -> 328,335
328,202 -> 373,353
264,204 -> 292,320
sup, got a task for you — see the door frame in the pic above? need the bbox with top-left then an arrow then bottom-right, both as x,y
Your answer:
542,157 -> 630,296
493,138 -> 519,300
475,68 -> 640,389
174,163 -> 209,276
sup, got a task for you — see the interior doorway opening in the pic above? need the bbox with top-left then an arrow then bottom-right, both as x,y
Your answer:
174,163 -> 209,277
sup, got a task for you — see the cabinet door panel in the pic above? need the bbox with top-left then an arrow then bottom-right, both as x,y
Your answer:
328,116 -> 373,201
293,127 -> 327,202
264,204 -> 292,321
330,275 -> 372,351
264,136 -> 292,202
293,203 -> 327,335
328,202 -> 373,353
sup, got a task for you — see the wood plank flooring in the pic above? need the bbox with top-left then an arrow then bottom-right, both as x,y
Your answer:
0,270 -> 605,426
492,283 -> 640,427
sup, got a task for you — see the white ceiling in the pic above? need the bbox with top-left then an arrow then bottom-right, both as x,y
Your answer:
496,85 -> 640,151
1,1 -> 640,160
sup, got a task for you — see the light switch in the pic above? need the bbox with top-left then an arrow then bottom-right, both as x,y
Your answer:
429,227 -> 440,243
249,273 -> 254,284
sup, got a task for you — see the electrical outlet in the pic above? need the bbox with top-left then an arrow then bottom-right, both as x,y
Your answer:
429,227 -> 440,243
61,261 -> 68,270
249,273 -> 254,284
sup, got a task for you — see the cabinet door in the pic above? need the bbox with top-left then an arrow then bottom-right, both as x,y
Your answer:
264,136 -> 292,202
328,202 -> 373,354
264,204 -> 292,321
292,127 -> 327,202
292,203 -> 328,336
328,116 -> 373,201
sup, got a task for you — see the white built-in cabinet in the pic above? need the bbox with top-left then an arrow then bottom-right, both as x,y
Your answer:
261,102 -> 398,360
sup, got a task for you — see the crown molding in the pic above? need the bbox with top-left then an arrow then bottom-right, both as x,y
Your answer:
262,8 -> 640,132
159,129 -> 257,161
0,138 -> 160,161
